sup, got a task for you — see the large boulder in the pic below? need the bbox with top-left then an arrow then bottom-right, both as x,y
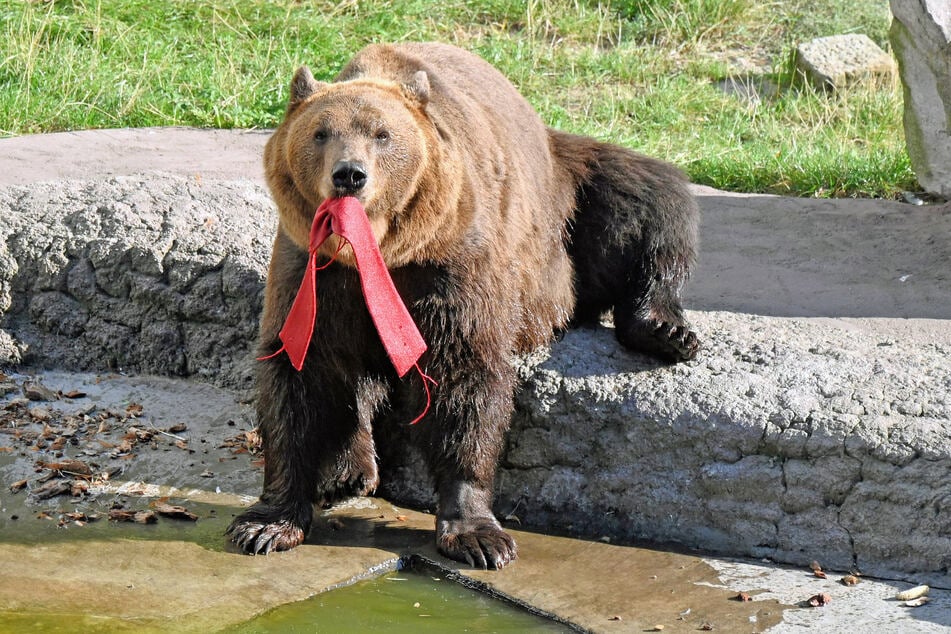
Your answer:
890,0 -> 951,198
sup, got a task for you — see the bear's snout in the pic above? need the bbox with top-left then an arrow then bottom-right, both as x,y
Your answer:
331,160 -> 368,194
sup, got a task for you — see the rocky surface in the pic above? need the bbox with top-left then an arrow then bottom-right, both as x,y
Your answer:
890,0 -> 951,198
504,313 -> 950,579
0,175 -> 273,385
1,130 -> 948,582
795,34 -> 896,89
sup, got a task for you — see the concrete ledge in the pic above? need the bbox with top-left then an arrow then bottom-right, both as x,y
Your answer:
1,130 -> 949,582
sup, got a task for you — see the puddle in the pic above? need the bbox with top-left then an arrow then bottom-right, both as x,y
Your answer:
227,564 -> 576,633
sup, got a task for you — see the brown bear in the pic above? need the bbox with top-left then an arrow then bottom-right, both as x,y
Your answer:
227,42 -> 699,569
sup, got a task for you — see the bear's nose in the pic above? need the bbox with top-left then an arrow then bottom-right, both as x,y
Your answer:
331,161 -> 368,193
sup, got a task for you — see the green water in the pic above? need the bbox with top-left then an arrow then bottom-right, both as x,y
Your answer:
227,570 -> 574,633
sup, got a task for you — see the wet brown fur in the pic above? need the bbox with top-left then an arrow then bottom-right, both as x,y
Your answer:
228,43 -> 700,567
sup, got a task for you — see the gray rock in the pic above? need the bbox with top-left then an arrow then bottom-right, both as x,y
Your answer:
890,0 -> 951,198
795,34 -> 897,89
0,175 -> 274,387
490,314 -> 951,578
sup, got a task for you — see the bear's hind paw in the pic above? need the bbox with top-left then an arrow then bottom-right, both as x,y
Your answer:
436,518 -> 518,570
617,317 -> 700,363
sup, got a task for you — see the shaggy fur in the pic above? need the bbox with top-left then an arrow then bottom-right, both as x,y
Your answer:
227,42 -> 699,568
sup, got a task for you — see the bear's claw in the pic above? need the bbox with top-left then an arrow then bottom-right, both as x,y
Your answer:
436,518 -> 518,570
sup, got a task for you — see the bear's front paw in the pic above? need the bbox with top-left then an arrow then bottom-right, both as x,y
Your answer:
436,517 -> 517,570
227,503 -> 309,555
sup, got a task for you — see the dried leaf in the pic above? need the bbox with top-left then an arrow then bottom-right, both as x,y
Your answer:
841,575 -> 859,586
167,423 -> 187,433
30,479 -> 72,500
733,592 -> 753,602
896,585 -> 929,601
608,616 -> 623,622
903,597 -> 930,608
108,509 -> 157,524
71,480 -> 89,496
699,624 -> 715,631
38,459 -> 93,477
23,382 -> 57,401
9,479 -> 27,493
809,560 -> 823,572
63,390 -> 87,399
174,439 -> 189,450
125,403 -> 144,417
814,570 -> 828,579
806,593 -> 831,607
152,502 -> 199,521
29,407 -> 53,422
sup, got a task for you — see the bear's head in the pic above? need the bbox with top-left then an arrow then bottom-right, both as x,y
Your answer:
266,66 -> 440,264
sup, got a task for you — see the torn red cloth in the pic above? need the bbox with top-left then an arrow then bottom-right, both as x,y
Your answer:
260,196 -> 434,422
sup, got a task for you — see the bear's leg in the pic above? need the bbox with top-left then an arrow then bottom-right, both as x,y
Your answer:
611,249 -> 701,362
560,132 -> 701,362
416,364 -> 517,569
227,362 -> 383,555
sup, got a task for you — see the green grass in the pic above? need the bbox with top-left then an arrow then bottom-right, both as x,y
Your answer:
0,0 -> 914,198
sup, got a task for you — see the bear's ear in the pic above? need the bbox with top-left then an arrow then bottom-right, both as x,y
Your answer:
401,70 -> 430,108
287,66 -> 326,113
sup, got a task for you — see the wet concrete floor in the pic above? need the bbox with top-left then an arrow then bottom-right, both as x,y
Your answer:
1,371 -> 948,632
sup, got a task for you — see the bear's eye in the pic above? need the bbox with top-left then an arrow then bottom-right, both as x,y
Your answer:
375,130 -> 390,142
314,129 -> 328,143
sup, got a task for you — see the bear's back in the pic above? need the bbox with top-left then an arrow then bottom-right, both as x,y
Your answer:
337,42 -> 578,350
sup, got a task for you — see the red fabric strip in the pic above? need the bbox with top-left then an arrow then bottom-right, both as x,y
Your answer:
259,197 -> 434,422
